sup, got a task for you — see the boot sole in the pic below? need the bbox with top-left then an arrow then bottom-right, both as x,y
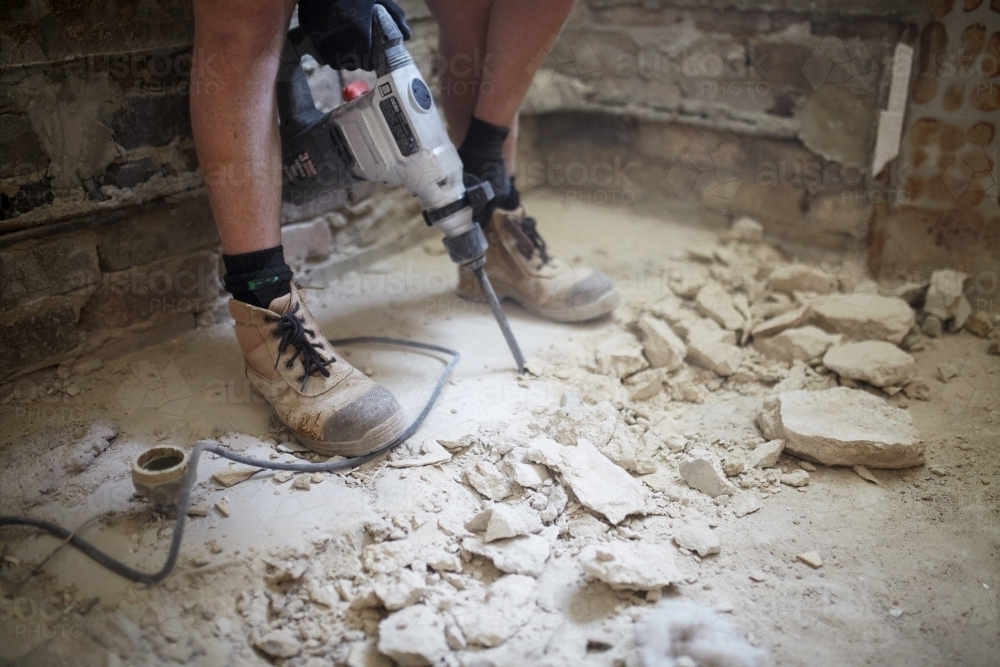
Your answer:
294,407 -> 408,458
458,286 -> 620,323
250,382 -> 409,458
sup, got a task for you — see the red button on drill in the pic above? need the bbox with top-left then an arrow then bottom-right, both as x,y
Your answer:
342,80 -> 370,101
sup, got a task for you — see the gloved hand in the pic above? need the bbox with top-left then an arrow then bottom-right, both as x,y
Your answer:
297,0 -> 411,71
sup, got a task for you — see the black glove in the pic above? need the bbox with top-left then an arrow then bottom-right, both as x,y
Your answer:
297,0 -> 411,71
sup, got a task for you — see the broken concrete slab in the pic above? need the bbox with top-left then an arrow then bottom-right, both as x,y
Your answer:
501,448 -> 550,489
211,464 -> 261,488
746,439 -> 784,469
556,400 -> 617,448
372,569 -> 427,611
797,552 -> 823,569
811,294 -> 915,344
758,388 -> 923,469
768,264 -> 837,295
596,334 -> 649,379
601,423 -> 657,474
754,326 -> 842,363
695,282 -> 746,331
580,542 -> 684,591
822,341 -> 917,388
254,629 -> 302,660
686,338 -> 743,377
454,575 -> 536,648
672,522 -> 720,557
678,449 -> 736,498
731,494 -> 762,518
462,534 -> 551,577
526,438 -> 647,525
627,368 -> 666,401
752,305 -> 812,339
465,504 -> 543,542
377,605 -> 449,667
638,314 -> 687,371
388,439 -> 452,468
780,469 -> 810,487
465,460 -> 511,501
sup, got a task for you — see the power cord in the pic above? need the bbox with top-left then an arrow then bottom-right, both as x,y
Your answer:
0,336 -> 460,585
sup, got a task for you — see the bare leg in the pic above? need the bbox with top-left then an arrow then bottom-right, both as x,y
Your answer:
427,0 -> 574,171
190,0 -> 297,255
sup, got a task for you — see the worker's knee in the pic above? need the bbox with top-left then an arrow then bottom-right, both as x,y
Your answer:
193,0 -> 295,61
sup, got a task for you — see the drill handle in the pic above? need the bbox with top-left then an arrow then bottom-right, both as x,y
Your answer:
277,28 -> 325,138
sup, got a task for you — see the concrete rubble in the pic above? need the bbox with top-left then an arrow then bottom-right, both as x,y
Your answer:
768,263 -> 837,295
679,449 -> 736,498
638,313 -> 687,370
822,341 -> 918,388
673,522 -> 721,556
759,388 -> 923,468
580,542 -> 685,591
810,294 -> 915,344
754,326 -> 841,364
527,437 -> 647,524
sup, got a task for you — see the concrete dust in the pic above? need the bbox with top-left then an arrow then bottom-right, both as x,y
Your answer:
0,192 -> 998,666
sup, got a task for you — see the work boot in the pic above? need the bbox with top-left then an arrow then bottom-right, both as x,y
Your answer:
458,206 -> 619,322
229,286 -> 406,456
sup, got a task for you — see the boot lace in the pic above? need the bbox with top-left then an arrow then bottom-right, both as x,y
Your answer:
265,302 -> 334,389
506,214 -> 551,264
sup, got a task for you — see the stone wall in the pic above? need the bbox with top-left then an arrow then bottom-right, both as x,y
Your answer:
0,0 -> 437,382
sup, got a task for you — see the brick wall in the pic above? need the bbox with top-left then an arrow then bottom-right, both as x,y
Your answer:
515,0 -> 998,284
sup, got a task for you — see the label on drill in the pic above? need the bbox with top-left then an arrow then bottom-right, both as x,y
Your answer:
285,151 -> 318,182
379,97 -> 418,157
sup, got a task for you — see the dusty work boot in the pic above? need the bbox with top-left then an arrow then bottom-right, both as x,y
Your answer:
458,206 -> 619,322
229,286 -> 406,456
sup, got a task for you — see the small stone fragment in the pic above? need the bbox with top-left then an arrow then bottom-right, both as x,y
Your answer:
746,440 -> 784,469
964,310 -> 993,337
695,282 -> 746,331
924,269 -> 967,322
731,494 -> 761,518
754,326 -> 842,363
798,460 -> 817,471
889,608 -> 904,619
373,569 -> 427,611
724,216 -> 764,243
462,534 -> 551,577
580,542 -> 684,591
311,472 -> 324,484
721,455 -> 745,477
388,439 -> 452,468
596,335 -> 649,379
678,449 -> 735,498
465,460 -> 511,501
922,314 -> 943,338
465,505 -> 543,542
273,470 -> 294,484
187,504 -> 209,517
903,378 -> 930,400
291,474 -> 311,491
628,368 -> 666,401
686,338 -> 743,376
811,294 -> 914,344
780,469 -> 810,487
672,523 -> 721,557
526,438 -> 647,525
768,264 -> 837,295
377,605 -> 449,667
638,314 -> 687,371
937,362 -> 960,382
254,629 -> 302,659
852,465 -> 880,485
215,499 -> 230,517
822,341 -> 917,388
797,552 -> 823,568
752,305 -> 812,338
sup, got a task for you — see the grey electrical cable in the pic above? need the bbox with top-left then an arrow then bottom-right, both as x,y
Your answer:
0,336 -> 460,585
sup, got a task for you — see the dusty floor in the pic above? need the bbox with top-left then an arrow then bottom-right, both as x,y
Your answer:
1,192 -> 998,667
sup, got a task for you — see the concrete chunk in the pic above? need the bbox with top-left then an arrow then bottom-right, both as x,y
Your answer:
695,283 -> 745,331
924,269 -> 967,321
378,605 -> 449,667
580,542 -> 684,591
822,341 -> 917,388
638,313 -> 687,371
746,439 -> 784,469
462,534 -> 550,577
673,522 -> 721,556
768,264 -> 837,294
754,326 -> 841,363
678,449 -> 736,498
811,294 -> 914,344
686,338 -> 743,376
758,388 -> 923,469
526,438 -> 647,525
465,505 -> 543,543
596,335 -> 649,379
752,305 -> 811,338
